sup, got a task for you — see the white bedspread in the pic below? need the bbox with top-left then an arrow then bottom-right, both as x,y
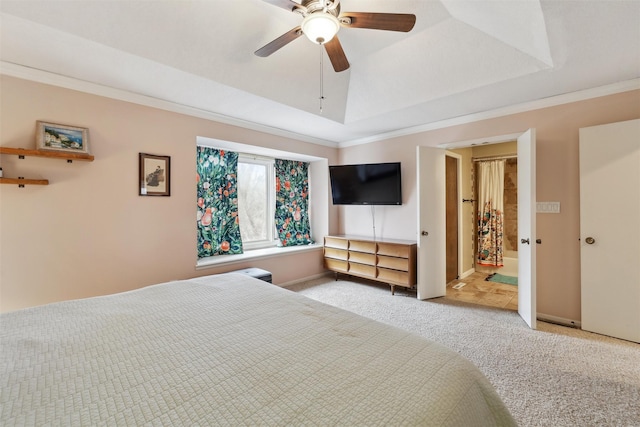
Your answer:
1,274 -> 516,426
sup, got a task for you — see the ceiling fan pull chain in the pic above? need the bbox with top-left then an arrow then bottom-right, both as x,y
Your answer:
319,44 -> 325,113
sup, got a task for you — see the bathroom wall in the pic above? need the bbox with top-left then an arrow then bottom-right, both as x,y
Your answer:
503,158 -> 518,252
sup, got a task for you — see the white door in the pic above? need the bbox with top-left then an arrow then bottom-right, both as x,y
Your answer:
580,119 -> 640,343
416,146 -> 446,299
517,129 -> 537,329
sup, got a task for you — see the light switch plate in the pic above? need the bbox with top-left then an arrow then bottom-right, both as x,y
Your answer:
536,201 -> 560,213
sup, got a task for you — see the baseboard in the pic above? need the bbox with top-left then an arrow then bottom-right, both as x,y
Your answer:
537,313 -> 581,329
279,272 -> 333,288
459,268 -> 475,279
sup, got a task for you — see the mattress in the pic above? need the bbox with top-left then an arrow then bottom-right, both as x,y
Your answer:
1,273 -> 516,426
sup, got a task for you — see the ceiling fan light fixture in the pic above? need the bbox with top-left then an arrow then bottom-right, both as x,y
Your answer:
301,13 -> 340,44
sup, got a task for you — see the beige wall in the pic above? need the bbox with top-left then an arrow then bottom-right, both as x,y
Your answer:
0,76 -> 339,312
471,141 -> 517,157
339,90 -> 640,322
2,74 -> 639,323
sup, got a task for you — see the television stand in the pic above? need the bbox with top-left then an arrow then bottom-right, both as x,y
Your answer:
323,235 -> 417,295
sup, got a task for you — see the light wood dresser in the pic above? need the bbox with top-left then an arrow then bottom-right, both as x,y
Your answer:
323,235 -> 417,295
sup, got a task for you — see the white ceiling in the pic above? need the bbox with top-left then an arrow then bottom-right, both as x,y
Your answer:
1,0 -> 639,147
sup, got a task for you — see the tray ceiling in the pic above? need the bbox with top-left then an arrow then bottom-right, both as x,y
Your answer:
1,0 -> 639,146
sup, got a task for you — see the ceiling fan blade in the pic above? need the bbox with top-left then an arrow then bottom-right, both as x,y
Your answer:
255,26 -> 302,57
324,36 -> 350,72
260,0 -> 299,12
340,12 -> 416,32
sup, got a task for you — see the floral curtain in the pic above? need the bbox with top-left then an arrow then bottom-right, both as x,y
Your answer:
196,147 -> 243,258
477,160 -> 505,267
275,159 -> 313,247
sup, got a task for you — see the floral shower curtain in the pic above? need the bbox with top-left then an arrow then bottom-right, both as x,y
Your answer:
274,159 -> 313,247
477,160 -> 505,267
196,146 -> 243,258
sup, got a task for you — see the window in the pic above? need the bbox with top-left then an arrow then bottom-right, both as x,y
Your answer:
195,136 -> 329,267
237,155 -> 277,250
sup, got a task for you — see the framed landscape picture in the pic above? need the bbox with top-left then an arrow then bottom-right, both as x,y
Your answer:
139,153 -> 170,196
36,121 -> 89,154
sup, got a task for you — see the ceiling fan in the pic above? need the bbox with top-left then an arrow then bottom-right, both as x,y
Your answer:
255,0 -> 416,72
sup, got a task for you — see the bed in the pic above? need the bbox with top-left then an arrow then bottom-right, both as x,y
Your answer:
1,273 -> 516,426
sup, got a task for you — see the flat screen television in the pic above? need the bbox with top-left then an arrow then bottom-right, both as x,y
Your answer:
329,162 -> 402,205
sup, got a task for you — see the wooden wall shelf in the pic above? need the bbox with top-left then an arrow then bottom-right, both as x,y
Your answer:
0,146 -> 93,186
0,147 -> 94,162
0,177 -> 49,187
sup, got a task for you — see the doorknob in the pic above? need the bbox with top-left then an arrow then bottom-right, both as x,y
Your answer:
585,237 -> 595,244
521,238 -> 530,244
421,231 -> 429,236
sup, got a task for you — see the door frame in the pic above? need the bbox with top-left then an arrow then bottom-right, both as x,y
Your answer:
440,133 -> 522,280
431,130 -> 536,328
445,151 -> 464,280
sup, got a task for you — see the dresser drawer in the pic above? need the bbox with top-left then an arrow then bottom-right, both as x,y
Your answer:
349,262 -> 376,278
324,247 -> 348,260
349,240 -> 376,253
325,237 -> 348,250
349,251 -> 376,265
377,243 -> 411,258
325,258 -> 348,273
323,235 -> 416,294
377,255 -> 408,271
377,267 -> 410,286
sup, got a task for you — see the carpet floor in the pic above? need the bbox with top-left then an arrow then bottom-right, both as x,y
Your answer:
288,277 -> 640,427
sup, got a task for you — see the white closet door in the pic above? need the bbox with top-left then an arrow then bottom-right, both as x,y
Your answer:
580,119 -> 640,343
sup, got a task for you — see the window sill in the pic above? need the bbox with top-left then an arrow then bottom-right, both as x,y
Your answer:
196,244 -> 322,270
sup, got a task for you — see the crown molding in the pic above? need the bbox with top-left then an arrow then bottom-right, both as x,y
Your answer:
0,61 -> 339,149
339,78 -> 640,148
3,61 -> 638,150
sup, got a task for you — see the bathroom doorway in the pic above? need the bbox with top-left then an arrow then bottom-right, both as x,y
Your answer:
446,141 -> 519,311
473,152 -> 518,280
417,128 -> 536,328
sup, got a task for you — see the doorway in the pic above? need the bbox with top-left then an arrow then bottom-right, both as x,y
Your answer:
417,129 -> 536,329
445,143 -> 519,310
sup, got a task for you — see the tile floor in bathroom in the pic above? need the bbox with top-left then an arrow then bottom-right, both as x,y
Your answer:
446,272 -> 518,311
